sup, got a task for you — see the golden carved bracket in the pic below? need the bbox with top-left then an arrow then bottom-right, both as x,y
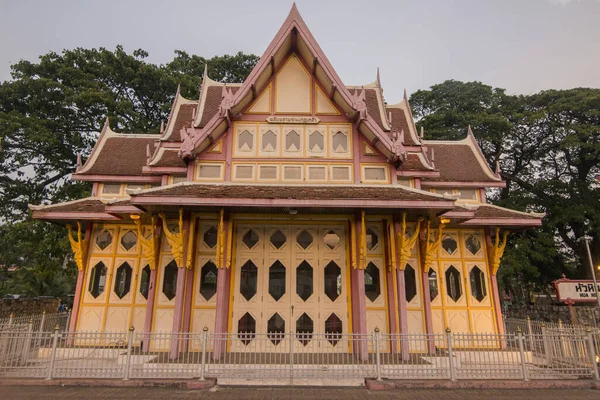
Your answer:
489,228 -> 509,276
186,216 -> 196,270
135,216 -> 158,270
386,219 -> 396,272
396,213 -> 423,271
66,221 -> 88,271
215,209 -> 227,268
358,210 -> 367,270
159,208 -> 186,268
419,218 -> 448,274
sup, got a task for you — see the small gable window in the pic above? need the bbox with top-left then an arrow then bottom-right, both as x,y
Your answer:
261,130 -> 277,152
285,130 -> 301,152
332,131 -> 348,153
238,130 -> 254,151
308,130 -> 325,153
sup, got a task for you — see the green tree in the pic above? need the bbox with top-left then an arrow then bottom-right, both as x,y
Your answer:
0,46 -> 258,297
411,81 -> 600,297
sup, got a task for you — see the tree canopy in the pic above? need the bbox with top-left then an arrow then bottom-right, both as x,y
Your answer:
0,47 -> 258,297
411,81 -> 600,298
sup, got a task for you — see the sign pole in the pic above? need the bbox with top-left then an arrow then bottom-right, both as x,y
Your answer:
578,236 -> 600,308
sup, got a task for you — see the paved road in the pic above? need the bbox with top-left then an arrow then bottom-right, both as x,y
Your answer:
2,386 -> 599,400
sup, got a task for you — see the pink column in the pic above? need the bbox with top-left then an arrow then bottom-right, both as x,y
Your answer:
352,125 -> 361,183
385,270 -> 398,344
350,214 -> 368,359
396,271 -> 410,359
169,214 -> 191,358
213,214 -> 231,360
486,229 -> 505,336
68,222 -> 93,340
181,216 -> 198,352
142,224 -> 162,352
224,126 -> 233,182
393,219 -> 409,358
421,269 -> 436,354
490,274 -> 504,335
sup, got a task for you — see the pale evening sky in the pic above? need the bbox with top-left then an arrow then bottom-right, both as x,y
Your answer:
0,0 -> 599,103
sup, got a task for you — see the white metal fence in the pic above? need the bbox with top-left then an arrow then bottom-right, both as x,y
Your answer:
0,312 -> 70,334
0,325 -> 598,382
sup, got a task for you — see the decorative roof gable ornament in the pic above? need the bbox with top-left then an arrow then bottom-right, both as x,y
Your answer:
219,87 -> 235,119
351,88 -> 367,122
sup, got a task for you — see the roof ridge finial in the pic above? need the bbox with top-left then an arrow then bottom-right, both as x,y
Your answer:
403,88 -> 408,101
495,160 -> 501,177
146,144 -> 151,164
430,147 -> 435,168
175,83 -> 181,97
420,126 -> 424,139
160,120 -> 165,134
376,67 -> 381,88
467,124 -> 474,137
203,63 -> 208,79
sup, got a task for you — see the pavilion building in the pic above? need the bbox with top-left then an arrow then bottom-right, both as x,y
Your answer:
31,5 -> 542,353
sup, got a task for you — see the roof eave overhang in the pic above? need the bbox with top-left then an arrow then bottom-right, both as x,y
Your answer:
421,181 -> 506,188
397,171 -> 441,178
103,204 -> 145,214
141,166 -> 187,175
130,196 -> 456,210
459,218 -> 542,227
32,211 -> 122,221
72,174 -> 163,183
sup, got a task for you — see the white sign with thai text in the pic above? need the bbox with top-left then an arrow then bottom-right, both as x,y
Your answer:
555,280 -> 600,303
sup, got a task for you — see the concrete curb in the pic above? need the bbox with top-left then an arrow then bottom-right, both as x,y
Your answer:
365,379 -> 600,391
0,378 -> 216,390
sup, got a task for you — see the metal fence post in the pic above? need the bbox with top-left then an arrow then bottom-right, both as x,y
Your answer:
45,325 -> 60,380
65,310 -> 71,332
374,328 -> 382,381
39,310 -> 47,333
199,326 -> 208,381
22,319 -> 34,362
446,328 -> 456,381
123,326 -> 134,380
586,328 -> 599,381
541,323 -> 551,366
526,316 -> 534,351
289,331 -> 294,380
517,328 -> 529,381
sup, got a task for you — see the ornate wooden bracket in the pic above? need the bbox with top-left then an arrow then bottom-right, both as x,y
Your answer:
358,210 -> 367,270
489,228 -> 509,276
350,218 -> 357,269
386,219 -> 396,272
134,216 -> 158,270
396,213 -> 423,271
66,222 -> 88,271
186,216 -> 196,270
225,217 -> 233,269
215,209 -> 227,268
159,208 -> 186,268
419,219 -> 448,274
